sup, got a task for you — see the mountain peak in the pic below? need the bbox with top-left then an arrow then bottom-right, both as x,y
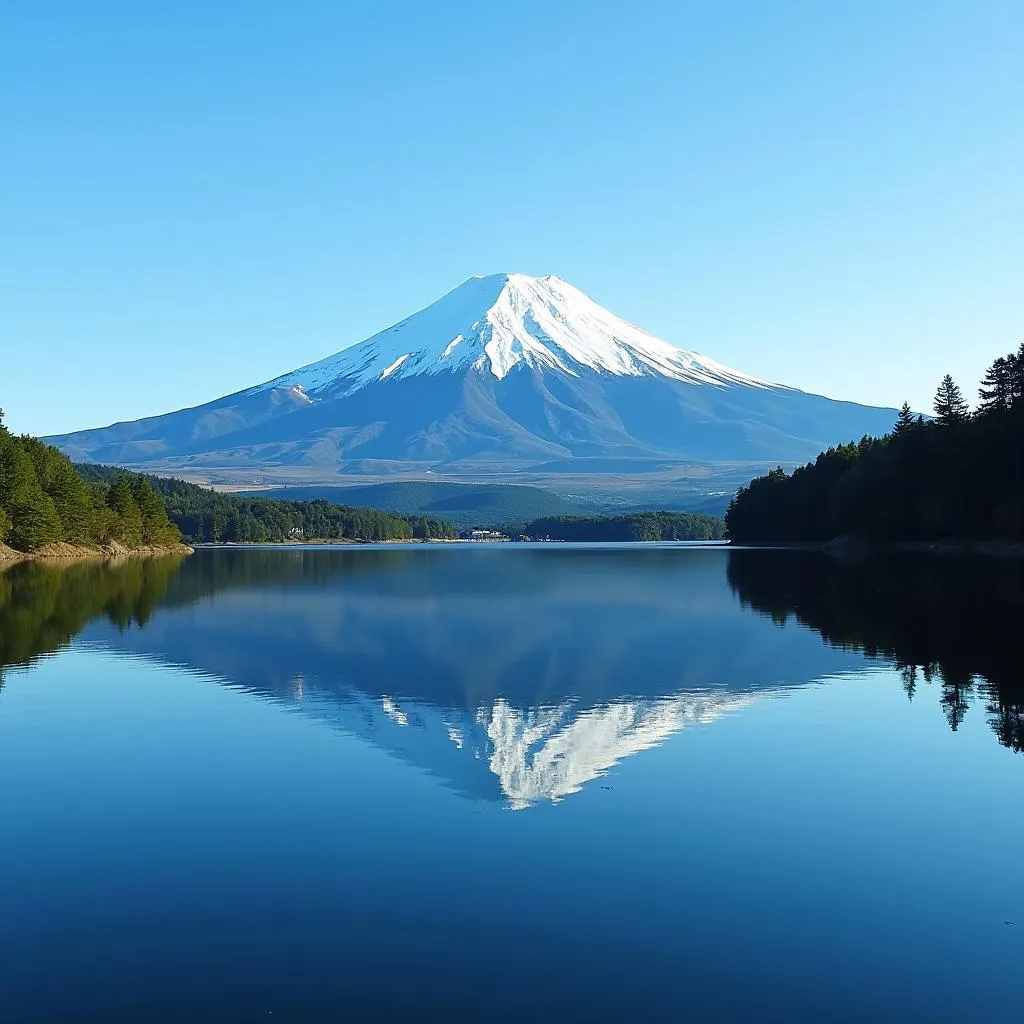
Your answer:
256,273 -> 773,397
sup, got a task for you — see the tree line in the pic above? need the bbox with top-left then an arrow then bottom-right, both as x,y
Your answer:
524,511 -> 726,542
725,343 -> 1024,543
75,465 -> 458,543
0,411 -> 180,552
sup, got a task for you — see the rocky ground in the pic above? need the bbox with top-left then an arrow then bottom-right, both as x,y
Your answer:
0,540 -> 193,564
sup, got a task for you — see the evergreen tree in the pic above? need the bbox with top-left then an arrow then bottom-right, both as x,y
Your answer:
48,460 -> 96,542
0,418 -> 187,553
104,475 -> 144,547
88,484 -> 118,544
1007,343 -> 1024,408
0,438 -> 62,551
17,435 -> 94,542
726,341 -> 1024,546
978,356 -> 1012,414
893,402 -> 917,435
131,477 -> 180,545
933,374 -> 969,425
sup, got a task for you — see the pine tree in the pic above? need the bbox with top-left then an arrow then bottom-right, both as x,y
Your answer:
0,438 -> 62,551
89,484 -> 118,543
933,374 -> 969,425
17,436 -> 94,542
978,356 -> 1011,414
131,477 -> 180,545
1007,342 -> 1024,408
893,402 -> 917,435
104,475 -> 144,547
48,460 -> 95,542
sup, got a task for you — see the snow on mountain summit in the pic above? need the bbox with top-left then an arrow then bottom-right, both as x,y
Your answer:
257,273 -> 772,396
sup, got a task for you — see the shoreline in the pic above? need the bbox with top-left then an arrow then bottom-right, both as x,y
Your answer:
0,541 -> 194,566
190,538 -> 729,548
189,537 -> 458,548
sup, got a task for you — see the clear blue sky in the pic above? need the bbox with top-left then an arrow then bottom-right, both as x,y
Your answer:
2,0 -> 1021,436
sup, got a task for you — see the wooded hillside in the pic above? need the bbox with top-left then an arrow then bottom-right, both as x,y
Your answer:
76,466 -> 458,543
0,412 -> 180,552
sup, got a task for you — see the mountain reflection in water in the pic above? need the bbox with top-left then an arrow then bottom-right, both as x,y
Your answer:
2,546 -> 1021,808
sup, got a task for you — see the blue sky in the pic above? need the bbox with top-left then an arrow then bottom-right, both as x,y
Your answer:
2,0 -> 1021,436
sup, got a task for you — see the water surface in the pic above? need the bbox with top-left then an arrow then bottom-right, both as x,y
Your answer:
0,546 -> 1021,1021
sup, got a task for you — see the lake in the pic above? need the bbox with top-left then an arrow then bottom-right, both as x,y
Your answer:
0,545 -> 1021,1022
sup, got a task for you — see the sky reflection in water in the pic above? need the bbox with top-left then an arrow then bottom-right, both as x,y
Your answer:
0,546 -> 1020,1022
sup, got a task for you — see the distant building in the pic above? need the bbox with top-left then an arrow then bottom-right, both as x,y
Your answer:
460,529 -> 507,541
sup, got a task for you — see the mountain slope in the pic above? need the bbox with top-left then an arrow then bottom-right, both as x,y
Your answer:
47,273 -> 899,473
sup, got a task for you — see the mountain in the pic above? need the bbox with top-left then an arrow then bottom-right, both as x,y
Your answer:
47,273 -> 898,477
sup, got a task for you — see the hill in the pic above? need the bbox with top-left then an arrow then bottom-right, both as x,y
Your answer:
238,481 -> 581,529
76,466 -> 457,543
524,512 -> 726,542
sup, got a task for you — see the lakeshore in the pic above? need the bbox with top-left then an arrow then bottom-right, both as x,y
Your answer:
0,541 -> 193,565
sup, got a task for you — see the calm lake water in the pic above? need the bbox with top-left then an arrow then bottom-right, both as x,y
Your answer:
1,545 -> 1021,1022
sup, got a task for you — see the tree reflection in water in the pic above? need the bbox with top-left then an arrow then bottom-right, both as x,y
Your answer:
728,549 -> 1024,753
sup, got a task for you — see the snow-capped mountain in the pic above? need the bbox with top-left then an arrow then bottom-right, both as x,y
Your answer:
259,273 -> 770,394
49,272 -> 898,471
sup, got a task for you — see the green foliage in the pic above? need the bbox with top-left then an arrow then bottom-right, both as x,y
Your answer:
978,342 -> 1024,413
0,421 -> 182,552
727,356 -> 1024,543
132,477 -> 180,545
104,475 -> 144,546
0,434 -> 62,550
525,511 -> 726,542
979,357 -> 1012,414
236,481 -> 582,530
893,402 -> 918,436
76,465 -> 458,543
933,374 -> 969,426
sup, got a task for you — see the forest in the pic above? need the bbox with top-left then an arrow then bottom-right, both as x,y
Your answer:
524,511 -> 726,542
0,412 -> 180,552
76,465 -> 458,543
725,343 -> 1024,544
